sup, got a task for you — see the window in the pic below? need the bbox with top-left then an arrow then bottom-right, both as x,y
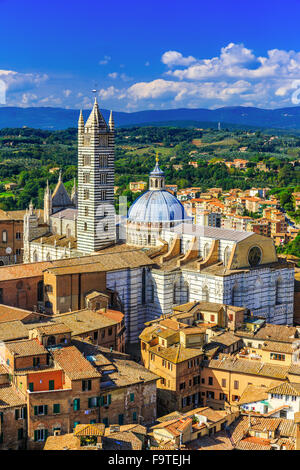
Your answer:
130,393 -> 135,402
220,393 -> 227,400
180,382 -> 186,390
29,382 -> 34,392
141,268 -> 146,305
193,375 -> 200,385
18,428 -> 23,440
270,353 -> 285,361
34,429 -> 48,442
101,394 -> 111,406
99,190 -> 106,201
88,397 -> 100,408
93,331 -> 98,341
222,378 -> 226,387
118,414 -> 124,425
2,230 -> 7,243
84,189 -> 90,200
85,206 -> 89,216
83,173 -> 90,184
73,421 -> 80,429
45,284 -> 53,293
83,155 -> 91,166
16,248 -> 21,256
108,328 -> 112,336
37,280 -> 44,302
206,391 -> 215,399
33,357 -> 40,367
82,380 -> 92,391
73,399 -> 80,411
132,411 -> 137,422
16,232 -> 21,240
208,377 -> 213,386
99,156 -> 108,167
234,381 -> 239,390
100,173 -> 107,184
34,405 -> 48,416
53,404 -> 60,414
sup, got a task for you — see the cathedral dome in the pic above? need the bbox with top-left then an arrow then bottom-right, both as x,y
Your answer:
128,189 -> 187,223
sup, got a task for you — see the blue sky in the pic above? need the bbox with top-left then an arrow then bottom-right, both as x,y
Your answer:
1,0 -> 300,110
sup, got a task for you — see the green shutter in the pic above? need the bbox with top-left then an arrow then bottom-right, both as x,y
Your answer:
108,394 -> 111,405
34,430 -> 38,442
34,406 -> 38,416
44,429 -> 48,441
88,398 -> 92,408
29,383 -> 34,392
15,409 -> 19,420
133,411 -> 137,421
73,398 -> 80,411
130,393 -> 134,402
100,396 -> 104,406
53,404 -> 60,414
44,405 -> 48,415
97,396 -> 101,407
49,380 -> 54,390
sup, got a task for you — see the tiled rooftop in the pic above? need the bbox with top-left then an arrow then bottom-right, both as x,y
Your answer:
5,338 -> 47,357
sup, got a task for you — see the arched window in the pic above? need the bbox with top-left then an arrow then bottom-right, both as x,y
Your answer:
33,251 -> 38,262
182,281 -> 190,303
141,268 -> 146,305
52,225 -> 57,234
37,281 -> 44,302
84,222 -> 87,231
2,230 -> 7,243
253,278 -> 263,310
46,252 -> 51,261
149,282 -> 155,303
275,277 -> 283,305
224,246 -> 230,267
173,279 -> 180,305
202,285 -> 209,302
66,224 -> 71,237
231,284 -> 239,305
203,243 -> 210,259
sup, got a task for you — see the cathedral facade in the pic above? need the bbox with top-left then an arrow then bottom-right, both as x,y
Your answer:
22,99 -> 295,344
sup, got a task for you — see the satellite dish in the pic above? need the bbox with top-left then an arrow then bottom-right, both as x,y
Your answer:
6,247 -> 12,254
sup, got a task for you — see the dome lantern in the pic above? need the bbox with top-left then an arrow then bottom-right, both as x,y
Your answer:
149,153 -> 165,190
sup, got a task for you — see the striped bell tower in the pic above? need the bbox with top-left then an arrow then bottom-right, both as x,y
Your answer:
77,98 -> 116,254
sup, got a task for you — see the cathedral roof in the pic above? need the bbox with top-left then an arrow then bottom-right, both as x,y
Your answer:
85,97 -> 108,130
128,190 -> 188,223
51,208 -> 78,220
52,176 -> 73,208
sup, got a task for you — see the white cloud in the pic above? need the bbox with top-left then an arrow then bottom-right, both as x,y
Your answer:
99,55 -> 111,65
63,89 -> 72,97
162,51 -> 197,67
108,72 -> 118,79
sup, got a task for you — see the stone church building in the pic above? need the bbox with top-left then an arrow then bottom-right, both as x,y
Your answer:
20,99 -> 295,344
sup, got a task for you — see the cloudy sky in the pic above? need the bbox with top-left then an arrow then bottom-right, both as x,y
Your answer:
1,0 -> 300,111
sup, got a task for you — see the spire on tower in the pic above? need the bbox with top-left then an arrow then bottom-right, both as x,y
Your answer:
109,110 -> 114,131
58,170 -> 62,182
78,109 -> 84,128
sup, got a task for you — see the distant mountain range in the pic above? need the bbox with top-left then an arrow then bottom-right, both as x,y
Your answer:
2,105 -> 300,130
